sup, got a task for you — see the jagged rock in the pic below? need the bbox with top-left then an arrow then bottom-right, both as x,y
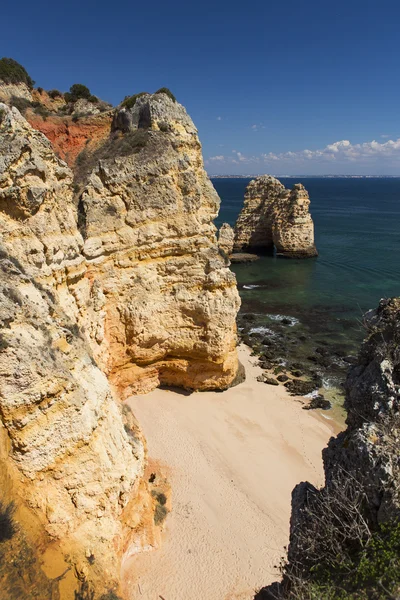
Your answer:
284,379 -> 316,396
285,297 -> 400,589
0,251 -> 146,591
302,395 -> 331,410
79,93 -> 240,395
234,175 -> 317,258
73,98 -> 101,115
0,96 -> 241,590
0,81 -> 32,103
218,222 -> 235,256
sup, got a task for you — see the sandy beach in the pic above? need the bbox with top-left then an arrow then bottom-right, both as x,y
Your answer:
123,345 -> 340,600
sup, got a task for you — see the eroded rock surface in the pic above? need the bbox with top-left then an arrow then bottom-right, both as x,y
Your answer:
234,175 -> 317,258
0,94 -> 240,594
218,222 -> 235,256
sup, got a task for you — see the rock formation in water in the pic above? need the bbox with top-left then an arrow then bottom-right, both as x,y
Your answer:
257,297 -> 400,599
0,82 -> 240,596
234,175 -> 318,258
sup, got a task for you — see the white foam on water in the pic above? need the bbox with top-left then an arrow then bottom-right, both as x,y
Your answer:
243,284 -> 261,290
267,313 -> 300,327
249,326 -> 275,336
304,389 -> 320,399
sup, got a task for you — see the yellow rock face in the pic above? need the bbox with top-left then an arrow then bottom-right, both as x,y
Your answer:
0,96 -> 240,592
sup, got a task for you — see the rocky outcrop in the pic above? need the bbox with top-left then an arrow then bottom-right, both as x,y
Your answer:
0,81 -> 32,103
0,102 -> 150,594
218,222 -> 235,255
234,175 -> 317,258
0,93 -> 240,593
258,298 -> 400,598
78,93 -> 240,395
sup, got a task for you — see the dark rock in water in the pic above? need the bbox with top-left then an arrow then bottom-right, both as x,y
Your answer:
281,318 -> 292,325
285,379 -> 316,396
298,335 -> 307,341
277,374 -> 289,383
291,362 -> 304,370
343,355 -> 358,365
264,377 -> 279,386
291,369 -> 303,378
242,313 -> 256,322
230,253 -> 260,263
310,372 -> 323,387
315,346 -> 330,356
303,395 -> 331,410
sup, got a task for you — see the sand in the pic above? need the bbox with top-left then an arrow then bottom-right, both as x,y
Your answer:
123,345 -> 340,600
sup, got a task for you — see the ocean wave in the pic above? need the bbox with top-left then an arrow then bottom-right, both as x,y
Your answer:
249,326 -> 275,336
243,284 -> 261,290
267,313 -> 300,327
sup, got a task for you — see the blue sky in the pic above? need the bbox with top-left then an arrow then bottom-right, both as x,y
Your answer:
3,0 -> 400,174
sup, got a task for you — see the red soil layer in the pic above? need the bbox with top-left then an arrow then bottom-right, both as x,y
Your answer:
26,111 -> 113,166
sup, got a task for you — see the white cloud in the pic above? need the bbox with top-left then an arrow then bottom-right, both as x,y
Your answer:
208,155 -> 225,161
217,116 -> 222,121
206,137 -> 400,170
251,123 -> 265,132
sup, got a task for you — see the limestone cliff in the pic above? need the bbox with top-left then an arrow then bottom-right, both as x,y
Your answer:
76,93 -> 240,395
0,91 -> 240,595
234,175 -> 317,258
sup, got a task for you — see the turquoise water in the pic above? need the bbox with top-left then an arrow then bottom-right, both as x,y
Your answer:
213,177 -> 400,351
213,177 -> 400,411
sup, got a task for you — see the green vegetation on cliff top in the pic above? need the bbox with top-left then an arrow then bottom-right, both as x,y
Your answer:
0,58 -> 35,88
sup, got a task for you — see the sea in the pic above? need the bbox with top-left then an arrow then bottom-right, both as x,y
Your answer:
213,177 -> 400,410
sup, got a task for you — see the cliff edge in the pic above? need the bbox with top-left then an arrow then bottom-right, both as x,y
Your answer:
0,87 -> 240,597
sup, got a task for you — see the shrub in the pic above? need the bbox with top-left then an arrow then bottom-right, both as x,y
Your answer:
155,87 -> 176,102
0,108 -> 5,124
69,83 -> 91,100
0,58 -> 35,88
0,501 -> 16,542
48,89 -> 62,99
270,469 -> 400,600
121,92 -> 147,110
37,86 -> 43,94
9,96 -> 32,114
88,94 -> 98,103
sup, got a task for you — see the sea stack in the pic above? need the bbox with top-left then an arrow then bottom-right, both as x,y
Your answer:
234,175 -> 318,258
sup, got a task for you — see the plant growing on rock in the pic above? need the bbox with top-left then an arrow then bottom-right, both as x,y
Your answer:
64,83 -> 91,103
121,92 -> 147,110
155,87 -> 176,102
48,89 -> 62,99
0,57 -> 35,88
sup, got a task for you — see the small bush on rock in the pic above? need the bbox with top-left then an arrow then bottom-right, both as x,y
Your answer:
121,92 -> 147,110
9,96 -> 32,114
48,89 -> 62,99
155,87 -> 176,102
